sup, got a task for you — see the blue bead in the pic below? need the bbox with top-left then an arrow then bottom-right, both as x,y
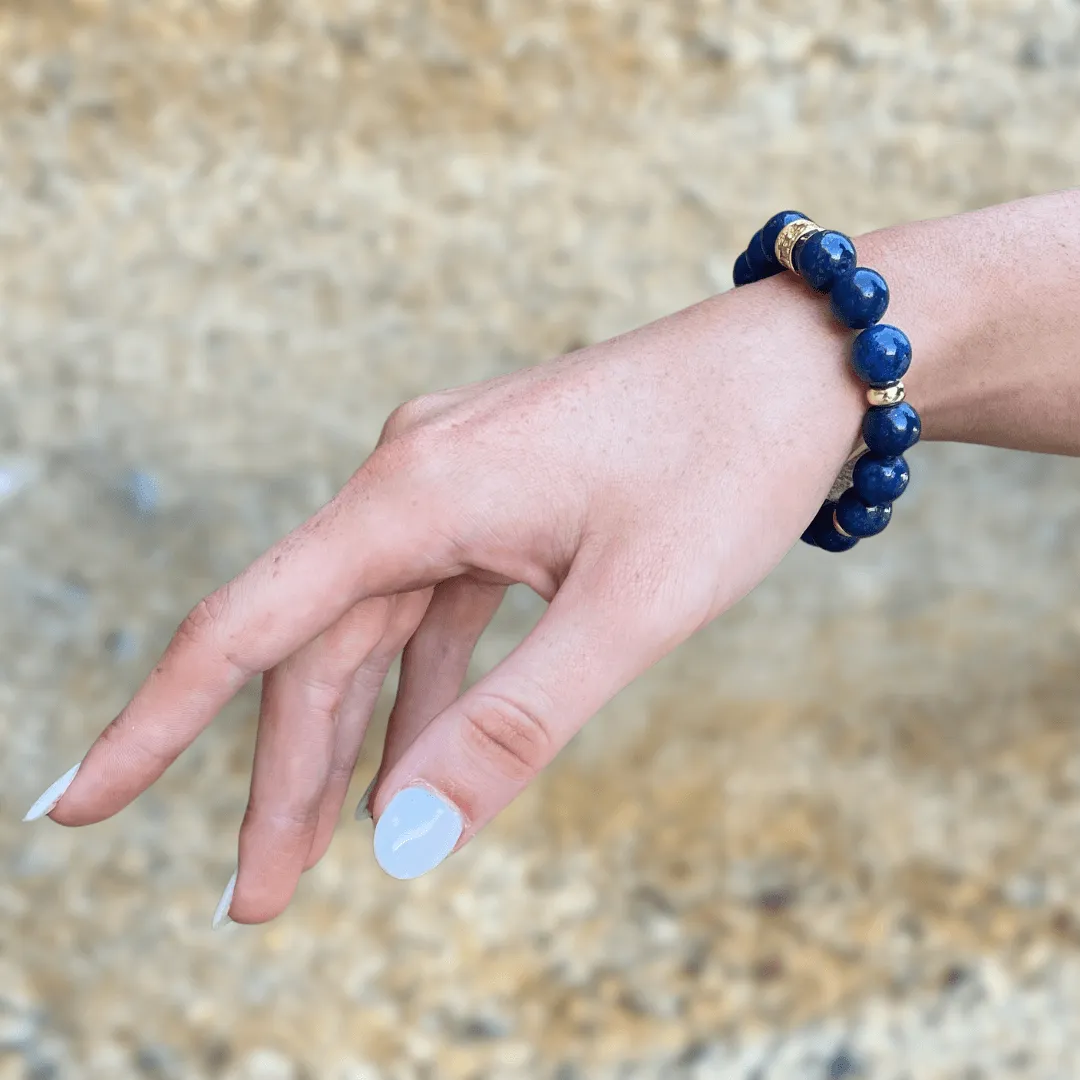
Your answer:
835,488 -> 893,537
808,502 -> 860,552
850,324 -> 912,387
744,229 -> 783,280
852,453 -> 909,504
862,402 -> 922,455
751,229 -> 777,267
733,252 -> 754,287
761,210 -> 807,261
830,267 -> 890,329
794,230 -> 856,291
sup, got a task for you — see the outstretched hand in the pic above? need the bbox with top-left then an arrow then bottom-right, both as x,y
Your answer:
33,277 -> 864,925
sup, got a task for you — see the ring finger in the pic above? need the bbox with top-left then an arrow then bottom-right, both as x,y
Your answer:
361,577 -> 507,816
304,588 -> 434,869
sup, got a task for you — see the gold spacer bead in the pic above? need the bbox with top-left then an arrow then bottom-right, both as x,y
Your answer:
866,382 -> 906,407
831,510 -> 853,538
774,218 -> 822,272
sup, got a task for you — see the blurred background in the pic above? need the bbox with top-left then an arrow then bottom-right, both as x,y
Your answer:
3,2 -> 1080,1078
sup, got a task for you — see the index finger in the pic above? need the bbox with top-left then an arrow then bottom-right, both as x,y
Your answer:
47,464 -> 458,826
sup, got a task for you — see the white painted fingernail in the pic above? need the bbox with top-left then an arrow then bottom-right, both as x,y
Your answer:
23,763 -> 82,822
354,775 -> 378,822
373,786 -> 463,880
212,869 -> 237,930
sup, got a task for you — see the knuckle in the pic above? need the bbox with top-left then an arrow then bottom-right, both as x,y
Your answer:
365,426 -> 459,521
242,798 -> 320,841
176,594 -> 224,649
269,804 -> 321,836
294,671 -> 346,719
367,596 -> 429,664
379,394 -> 438,445
326,759 -> 358,786
320,598 -> 389,660
174,590 -> 248,673
95,710 -> 170,777
347,658 -> 392,699
367,426 -> 437,483
461,689 -> 554,782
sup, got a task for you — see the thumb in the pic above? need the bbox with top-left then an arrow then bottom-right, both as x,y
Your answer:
368,550 -> 691,880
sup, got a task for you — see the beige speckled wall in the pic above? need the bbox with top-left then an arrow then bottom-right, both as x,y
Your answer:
3,2 -> 1080,1078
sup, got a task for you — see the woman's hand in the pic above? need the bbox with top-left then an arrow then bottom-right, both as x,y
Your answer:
36,191 -> 1080,926
35,272 -> 866,924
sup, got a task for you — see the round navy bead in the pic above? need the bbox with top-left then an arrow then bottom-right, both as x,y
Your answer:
850,324 -> 911,387
852,453 -> 909,504
830,267 -> 890,329
835,488 -> 892,537
808,502 -> 860,552
733,252 -> 754,287
794,230 -> 856,292
862,402 -> 922,455
761,210 -> 807,261
744,229 -> 783,280
751,228 -> 777,267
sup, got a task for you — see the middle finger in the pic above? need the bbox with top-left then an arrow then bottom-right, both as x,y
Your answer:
230,595 -> 399,924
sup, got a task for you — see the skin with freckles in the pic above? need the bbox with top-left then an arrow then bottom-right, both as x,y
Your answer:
29,190 -> 1080,926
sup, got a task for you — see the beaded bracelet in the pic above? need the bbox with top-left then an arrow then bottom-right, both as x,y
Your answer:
733,211 -> 922,553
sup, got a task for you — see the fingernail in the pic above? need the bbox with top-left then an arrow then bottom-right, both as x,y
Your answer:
354,775 -> 378,822
23,762 -> 82,822
373,786 -> 463,880
212,869 -> 237,930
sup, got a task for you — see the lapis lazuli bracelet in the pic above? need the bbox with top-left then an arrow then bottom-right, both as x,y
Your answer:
733,211 -> 921,553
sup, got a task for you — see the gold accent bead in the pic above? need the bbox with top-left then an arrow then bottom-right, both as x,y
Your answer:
866,382 -> 906,407
831,510 -> 852,538
774,218 -> 822,272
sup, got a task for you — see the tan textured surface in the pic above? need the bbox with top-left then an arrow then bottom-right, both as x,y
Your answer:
3,2 -> 1080,1078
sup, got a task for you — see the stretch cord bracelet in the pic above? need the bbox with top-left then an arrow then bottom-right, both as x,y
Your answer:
733,211 -> 922,553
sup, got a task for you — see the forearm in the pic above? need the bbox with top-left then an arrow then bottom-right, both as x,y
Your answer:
739,190 -> 1080,462
859,190 -> 1080,455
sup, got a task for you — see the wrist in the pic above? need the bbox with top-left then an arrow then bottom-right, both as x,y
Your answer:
718,263 -> 869,497
855,190 -> 1080,451
711,191 -> 1079,555
723,208 -> 948,551
852,215 -> 985,446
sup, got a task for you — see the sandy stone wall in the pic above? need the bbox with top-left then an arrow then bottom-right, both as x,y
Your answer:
3,2 -> 1080,1078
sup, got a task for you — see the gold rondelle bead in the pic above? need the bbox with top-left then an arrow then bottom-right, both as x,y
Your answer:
774,218 -> 822,272
832,510 -> 853,538
866,382 -> 906,407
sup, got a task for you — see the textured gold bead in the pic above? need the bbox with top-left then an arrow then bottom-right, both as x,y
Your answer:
774,218 -> 822,272
866,382 -> 906,407
831,510 -> 853,538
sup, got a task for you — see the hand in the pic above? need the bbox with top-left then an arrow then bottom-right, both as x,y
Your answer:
36,274 -> 869,924
32,192 -> 1080,925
